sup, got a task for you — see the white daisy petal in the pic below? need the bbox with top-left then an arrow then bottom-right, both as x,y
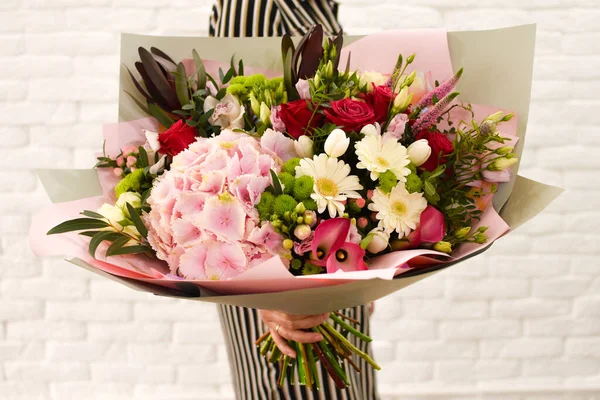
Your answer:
355,134 -> 411,182
368,185 -> 427,238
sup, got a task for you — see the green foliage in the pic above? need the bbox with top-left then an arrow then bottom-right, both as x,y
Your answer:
302,198 -> 318,211
292,175 -> 314,201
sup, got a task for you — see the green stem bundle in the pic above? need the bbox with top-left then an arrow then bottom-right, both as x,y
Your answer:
255,311 -> 381,390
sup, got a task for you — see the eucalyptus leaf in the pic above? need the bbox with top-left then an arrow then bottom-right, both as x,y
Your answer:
108,245 -> 152,256
137,146 -> 149,168
47,218 -> 109,235
175,62 -> 190,106
124,91 -> 151,115
192,49 -> 207,90
126,203 -> 148,239
148,103 -> 174,128
198,108 -> 214,125
80,210 -> 104,219
105,236 -> 131,256
89,231 -> 123,257
270,169 -> 283,195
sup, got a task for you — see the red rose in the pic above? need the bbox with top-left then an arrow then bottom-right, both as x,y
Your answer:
158,119 -> 197,156
324,99 -> 377,133
416,130 -> 454,172
278,100 -> 324,139
364,85 -> 393,124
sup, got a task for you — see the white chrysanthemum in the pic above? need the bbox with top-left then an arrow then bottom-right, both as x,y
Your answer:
368,185 -> 427,237
355,134 -> 411,181
296,154 -> 363,218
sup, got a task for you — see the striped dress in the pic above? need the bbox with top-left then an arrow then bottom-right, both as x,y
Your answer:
209,3 -> 379,399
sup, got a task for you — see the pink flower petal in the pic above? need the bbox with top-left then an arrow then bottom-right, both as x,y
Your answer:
311,218 -> 351,262
205,242 -> 247,280
419,206 -> 446,243
178,244 -> 208,279
326,242 -> 368,273
201,195 -> 246,242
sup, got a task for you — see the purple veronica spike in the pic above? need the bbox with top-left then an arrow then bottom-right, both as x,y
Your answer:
411,92 -> 460,133
416,67 -> 463,110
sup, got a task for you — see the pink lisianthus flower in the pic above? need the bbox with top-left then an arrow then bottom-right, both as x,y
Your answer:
270,105 -> 286,133
383,113 -> 408,141
260,128 -> 297,162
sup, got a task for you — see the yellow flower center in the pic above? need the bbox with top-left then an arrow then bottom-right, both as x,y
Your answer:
316,178 -> 339,197
376,157 -> 389,168
220,141 -> 236,149
392,201 -> 407,216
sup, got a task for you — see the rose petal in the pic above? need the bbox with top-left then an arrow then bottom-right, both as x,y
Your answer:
419,205 -> 446,243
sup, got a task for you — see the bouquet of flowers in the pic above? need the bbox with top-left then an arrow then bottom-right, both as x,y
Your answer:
30,25 -> 561,390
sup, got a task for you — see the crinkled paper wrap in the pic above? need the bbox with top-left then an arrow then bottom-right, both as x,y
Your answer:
31,25 -> 563,314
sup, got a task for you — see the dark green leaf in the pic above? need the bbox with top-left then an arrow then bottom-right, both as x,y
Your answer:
126,203 -> 148,239
238,59 -> 244,76
148,103 -> 174,128
192,50 -> 207,90
175,62 -> 190,106
108,245 -> 152,256
79,231 -> 99,238
124,90 -> 151,115
105,235 -> 131,256
222,68 -> 235,84
137,146 -> 149,168
138,47 -> 180,110
197,108 -> 214,125
89,231 -> 123,257
181,104 -> 195,111
270,169 -> 283,195
80,210 -> 104,219
47,218 -> 109,235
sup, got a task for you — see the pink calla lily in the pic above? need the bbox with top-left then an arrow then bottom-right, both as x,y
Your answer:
326,242 -> 368,273
419,206 -> 446,243
311,218 -> 351,262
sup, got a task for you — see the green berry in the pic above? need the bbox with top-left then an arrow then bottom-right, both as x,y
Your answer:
293,175 -> 314,200
272,194 -> 298,217
283,158 -> 301,175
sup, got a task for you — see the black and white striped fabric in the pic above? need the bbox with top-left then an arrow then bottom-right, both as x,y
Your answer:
208,0 -> 342,37
217,304 -> 379,400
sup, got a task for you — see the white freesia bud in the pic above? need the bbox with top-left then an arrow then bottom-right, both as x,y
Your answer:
324,129 -> 350,158
489,157 -> 519,171
116,192 -> 142,212
393,87 -> 413,112
144,130 -> 161,152
360,123 -> 381,137
359,71 -> 388,92
259,102 -> 271,123
366,228 -> 390,254
407,139 -> 432,167
98,203 -> 126,225
294,136 -> 314,159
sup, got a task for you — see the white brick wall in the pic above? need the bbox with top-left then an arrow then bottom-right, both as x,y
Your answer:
1,0 -> 599,399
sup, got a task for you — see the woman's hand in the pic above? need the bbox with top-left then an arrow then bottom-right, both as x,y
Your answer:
259,310 -> 329,358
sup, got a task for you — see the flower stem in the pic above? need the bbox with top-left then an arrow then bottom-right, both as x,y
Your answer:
306,343 -> 320,391
330,314 -> 372,343
322,323 -> 381,370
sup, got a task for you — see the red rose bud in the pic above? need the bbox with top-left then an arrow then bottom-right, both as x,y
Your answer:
278,100 -> 324,139
158,120 -> 198,157
415,130 -> 453,172
324,98 -> 378,133
364,85 -> 393,124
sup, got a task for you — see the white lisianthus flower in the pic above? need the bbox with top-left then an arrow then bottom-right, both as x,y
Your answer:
366,227 -> 390,254
295,154 -> 363,218
360,123 -> 381,137
203,93 -> 245,129
488,157 -> 519,171
294,136 -> 314,159
116,192 -> 142,215
407,139 -> 432,167
359,71 -> 388,92
98,203 -> 126,227
393,87 -> 413,112
355,134 -> 411,181
324,129 -> 350,158
368,185 -> 427,238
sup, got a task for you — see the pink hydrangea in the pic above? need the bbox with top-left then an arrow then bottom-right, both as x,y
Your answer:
144,130 -> 289,279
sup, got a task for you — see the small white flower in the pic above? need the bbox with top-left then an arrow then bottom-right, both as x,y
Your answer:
355,134 -> 411,181
366,227 -> 390,254
116,192 -> 142,210
368,185 -> 428,238
203,93 -> 245,130
296,154 -> 363,218
360,123 -> 381,137
294,136 -> 314,159
359,71 -> 388,92
324,129 -> 350,158
97,203 -> 126,226
407,139 -> 432,167
393,87 -> 413,112
144,130 -> 161,152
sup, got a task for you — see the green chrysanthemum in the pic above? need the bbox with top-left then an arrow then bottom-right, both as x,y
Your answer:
302,198 -> 318,211
292,175 -> 314,201
278,172 -> 295,195
378,170 -> 398,194
115,168 -> 145,198
405,173 -> 423,194
256,192 -> 275,220
272,194 -> 298,217
283,158 -> 301,176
